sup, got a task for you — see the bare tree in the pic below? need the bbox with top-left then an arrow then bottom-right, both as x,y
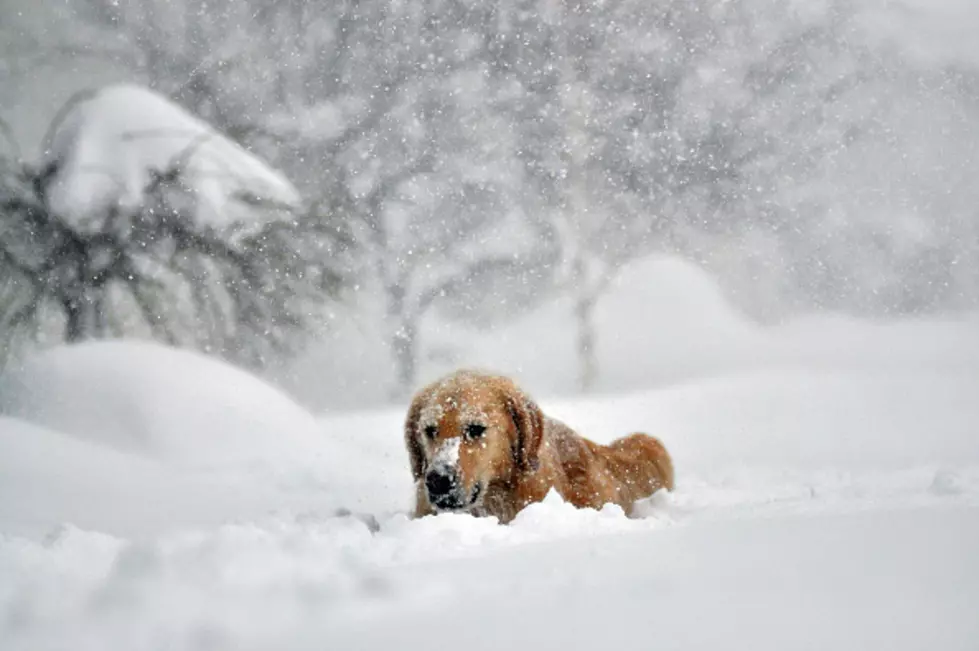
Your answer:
484,0 -> 884,390
364,193 -> 552,397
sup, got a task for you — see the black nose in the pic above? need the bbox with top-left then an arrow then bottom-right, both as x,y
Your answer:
425,469 -> 457,499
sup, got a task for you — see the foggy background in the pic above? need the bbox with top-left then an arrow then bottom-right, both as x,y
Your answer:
2,0 -> 978,409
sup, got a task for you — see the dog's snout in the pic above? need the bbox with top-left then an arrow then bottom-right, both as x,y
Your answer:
425,468 -> 457,499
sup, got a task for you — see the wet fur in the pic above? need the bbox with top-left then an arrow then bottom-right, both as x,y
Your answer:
404,370 -> 674,523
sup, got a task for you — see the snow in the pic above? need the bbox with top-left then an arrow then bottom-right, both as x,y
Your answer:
0,416 -> 243,538
0,341 -> 323,464
324,509 -> 979,651
40,84 -> 301,230
2,265 -> 979,650
431,436 -> 462,467
279,255 -> 979,407
0,341 -> 382,538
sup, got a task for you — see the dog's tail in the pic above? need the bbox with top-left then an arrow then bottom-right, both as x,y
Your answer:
608,433 -> 675,495
646,435 -> 675,491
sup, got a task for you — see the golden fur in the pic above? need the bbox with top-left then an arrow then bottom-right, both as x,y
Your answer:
404,369 -> 674,523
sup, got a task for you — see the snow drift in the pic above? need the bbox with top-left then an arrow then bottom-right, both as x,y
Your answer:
0,340 -> 323,464
0,341 -> 385,538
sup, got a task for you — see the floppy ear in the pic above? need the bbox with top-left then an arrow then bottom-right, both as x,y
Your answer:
503,382 -> 544,473
404,394 -> 426,482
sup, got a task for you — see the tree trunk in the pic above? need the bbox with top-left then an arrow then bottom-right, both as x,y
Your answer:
392,318 -> 417,399
63,297 -> 83,342
387,281 -> 419,399
574,292 -> 597,392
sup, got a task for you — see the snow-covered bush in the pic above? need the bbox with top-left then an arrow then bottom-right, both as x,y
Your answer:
0,85 -> 350,369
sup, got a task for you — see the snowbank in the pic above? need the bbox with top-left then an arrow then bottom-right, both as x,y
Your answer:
0,416 -> 250,538
0,341 -> 390,538
41,84 -> 300,230
0,340 -> 323,465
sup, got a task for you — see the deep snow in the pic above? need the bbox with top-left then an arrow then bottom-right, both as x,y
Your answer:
0,342 -> 378,538
1,258 -> 978,650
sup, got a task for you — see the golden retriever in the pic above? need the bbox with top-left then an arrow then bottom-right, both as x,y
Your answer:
404,369 -> 674,523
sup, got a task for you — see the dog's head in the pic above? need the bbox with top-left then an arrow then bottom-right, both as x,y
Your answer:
404,370 -> 544,513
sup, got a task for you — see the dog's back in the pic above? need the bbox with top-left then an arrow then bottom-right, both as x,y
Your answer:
540,419 -> 673,514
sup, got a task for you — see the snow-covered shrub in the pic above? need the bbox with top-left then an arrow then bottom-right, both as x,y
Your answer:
0,85 -> 350,369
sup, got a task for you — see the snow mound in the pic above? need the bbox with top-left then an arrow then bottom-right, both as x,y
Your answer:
0,341 -> 400,537
0,341 -> 322,465
0,416 -> 243,537
593,256 -> 760,387
41,84 -> 301,230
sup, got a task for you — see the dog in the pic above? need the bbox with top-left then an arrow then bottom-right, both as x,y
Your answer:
404,369 -> 674,523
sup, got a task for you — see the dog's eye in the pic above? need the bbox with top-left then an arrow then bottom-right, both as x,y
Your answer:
423,424 -> 438,440
465,423 -> 487,440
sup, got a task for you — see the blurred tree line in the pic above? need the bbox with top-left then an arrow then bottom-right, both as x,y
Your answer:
2,0 -> 978,395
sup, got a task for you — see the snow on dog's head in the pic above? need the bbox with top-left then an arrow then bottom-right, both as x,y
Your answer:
404,370 -> 542,516
430,437 -> 462,470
